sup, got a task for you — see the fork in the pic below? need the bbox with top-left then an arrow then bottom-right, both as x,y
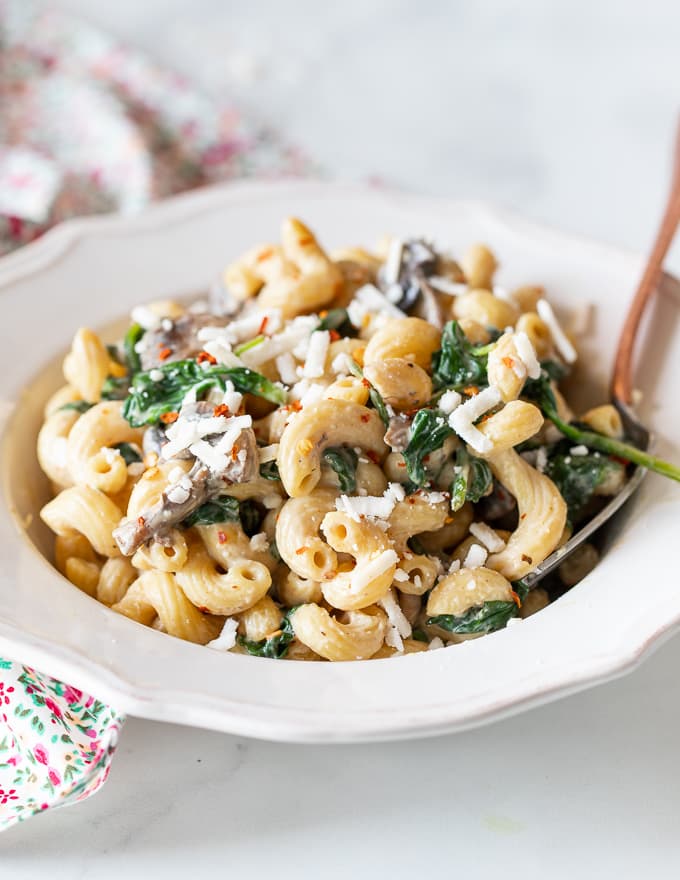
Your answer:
522,117 -> 680,588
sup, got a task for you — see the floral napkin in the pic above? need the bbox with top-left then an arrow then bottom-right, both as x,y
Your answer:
0,0 -> 312,830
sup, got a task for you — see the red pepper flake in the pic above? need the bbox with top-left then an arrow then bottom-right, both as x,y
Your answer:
295,546 -> 308,555
520,513 -> 527,520
423,454 -> 431,463
231,445 -> 239,461
197,606 -> 210,614
197,350 -> 217,365
217,531 -> 228,544
502,356 -> 515,369
298,235 -> 313,246
319,310 -> 329,319
366,450 -> 380,465
407,497 -> 416,505
612,455 -> 630,466
284,400 -> 303,413
397,461 -> 406,468
521,553 -> 533,564
137,516 -> 145,527
256,247 -> 275,262
361,378 -> 371,389
160,411 -> 179,424
258,315 -> 269,335
158,347 -> 172,361
360,414 -> 370,423
463,385 -> 479,396
213,404 -> 230,417
510,589 -> 521,608
329,329 -> 341,342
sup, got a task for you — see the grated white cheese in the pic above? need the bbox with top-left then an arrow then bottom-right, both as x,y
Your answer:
127,462 -> 145,477
162,413 -> 231,459
221,382 -> 243,414
570,444 -> 589,456
427,276 -> 468,296
349,549 -> 398,594
290,380 -> 326,408
535,447 -> 548,473
379,587 -> 412,651
423,491 -> 447,505
202,338 -> 246,369
336,484 -> 404,522
167,465 -> 186,485
385,482 -> 406,503
161,318 -> 174,332
463,543 -> 488,568
258,444 -> 279,464
513,331 -> 541,379
237,315 -> 318,368
166,481 -> 191,505
149,368 -> 164,382
428,637 -> 445,651
537,299 -> 577,364
302,330 -> 330,378
198,309 -> 282,347
449,385 -> 501,454
393,568 -> 409,583
347,284 -> 405,329
262,493 -> 283,509
131,305 -> 162,330
448,559 -> 461,575
438,389 -> 462,415
207,618 -> 239,652
331,352 -> 354,376
276,352 -> 299,386
384,238 -> 404,285
101,446 -> 121,465
249,532 -> 269,553
469,522 -> 506,553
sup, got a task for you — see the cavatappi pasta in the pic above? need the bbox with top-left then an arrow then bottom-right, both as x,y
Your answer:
37,218 -> 669,660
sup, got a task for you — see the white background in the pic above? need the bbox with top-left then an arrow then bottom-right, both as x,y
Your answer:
3,0 -> 680,875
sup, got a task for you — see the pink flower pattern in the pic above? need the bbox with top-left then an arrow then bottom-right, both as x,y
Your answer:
0,0 -> 311,833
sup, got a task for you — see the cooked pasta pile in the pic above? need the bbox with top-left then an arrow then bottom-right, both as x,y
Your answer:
38,218 -> 639,660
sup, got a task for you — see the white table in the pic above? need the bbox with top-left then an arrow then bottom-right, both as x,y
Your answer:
4,0 -> 680,873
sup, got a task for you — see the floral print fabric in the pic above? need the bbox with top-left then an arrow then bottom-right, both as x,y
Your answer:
0,0 -> 313,831
0,660 -> 123,830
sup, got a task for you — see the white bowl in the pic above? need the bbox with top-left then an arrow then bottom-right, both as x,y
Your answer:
1,180 -> 678,743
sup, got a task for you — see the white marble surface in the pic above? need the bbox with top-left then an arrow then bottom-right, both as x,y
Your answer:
4,0 -> 680,873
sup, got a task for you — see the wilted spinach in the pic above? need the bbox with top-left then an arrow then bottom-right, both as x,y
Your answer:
259,460 -> 280,481
58,400 -> 94,414
431,321 -> 489,392
347,359 -> 390,426
113,442 -> 142,465
123,359 -> 286,426
450,447 -> 493,511
427,600 -> 519,634
322,446 -> 358,493
402,408 -> 454,487
238,608 -> 297,659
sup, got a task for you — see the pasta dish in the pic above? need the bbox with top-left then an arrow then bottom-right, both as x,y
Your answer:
36,219 -> 674,660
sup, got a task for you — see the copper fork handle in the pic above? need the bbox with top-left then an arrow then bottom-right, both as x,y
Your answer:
611,117 -> 680,406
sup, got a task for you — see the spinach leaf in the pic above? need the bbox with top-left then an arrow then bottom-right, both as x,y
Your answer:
123,359 -> 286,426
347,359 -> 390,426
524,368 -> 680,485
322,446 -> 358,493
58,400 -> 94,414
238,608 -> 297,659
123,323 -> 145,375
450,447 -> 494,511
431,321 -> 488,391
317,308 -> 352,335
402,408 -> 454,487
259,460 -> 280,481
428,600 -> 519,634
183,496 -> 240,527
239,499 -> 265,537
545,447 -> 624,523
101,375 -> 129,400
113,442 -> 142,465
411,628 -> 429,643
